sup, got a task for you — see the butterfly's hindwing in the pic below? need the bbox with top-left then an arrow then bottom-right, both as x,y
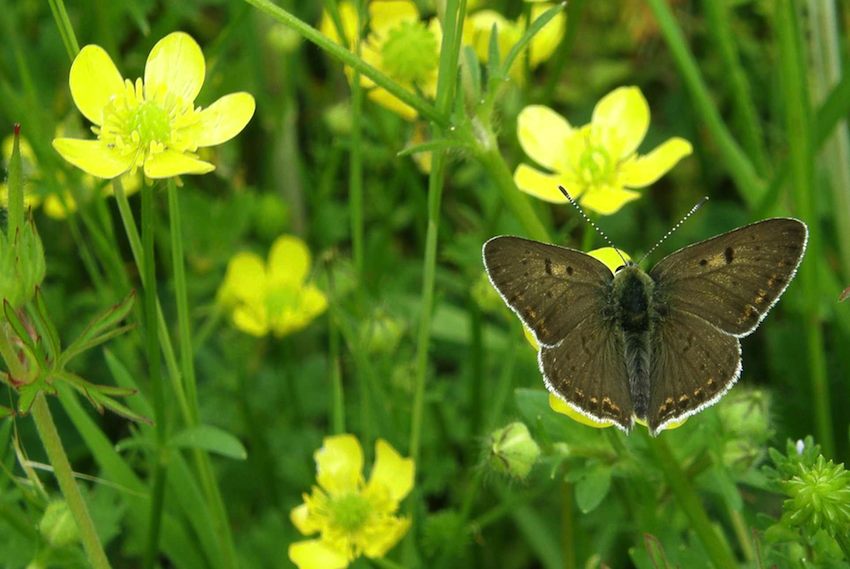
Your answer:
647,307 -> 741,433
483,236 -> 614,347
539,315 -> 634,431
649,218 -> 807,337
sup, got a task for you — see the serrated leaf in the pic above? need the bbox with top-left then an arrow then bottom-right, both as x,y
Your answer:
60,291 -> 135,366
501,4 -> 563,78
170,425 -> 247,460
91,391 -> 152,425
29,287 -> 61,361
574,465 -> 611,513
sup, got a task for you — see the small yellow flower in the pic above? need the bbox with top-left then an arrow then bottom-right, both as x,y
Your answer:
464,3 -> 565,79
518,247 -> 685,431
217,235 -> 327,337
514,86 -> 693,215
322,1 -> 441,121
53,32 -> 255,179
289,434 -> 414,569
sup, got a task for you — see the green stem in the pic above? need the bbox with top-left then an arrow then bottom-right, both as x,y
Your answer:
646,0 -> 765,208
644,433 -> 737,568
329,318 -> 345,434
46,0 -> 80,62
476,142 -> 551,242
775,0 -> 833,457
7,124 -> 23,240
701,0 -> 769,175
31,392 -> 112,569
141,183 -> 167,569
242,0 -> 447,126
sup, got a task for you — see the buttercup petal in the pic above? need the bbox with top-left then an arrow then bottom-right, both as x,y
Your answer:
290,503 -> 320,536
517,105 -> 571,171
363,517 -> 411,558
368,88 -> 418,121
548,393 -> 614,428
218,252 -> 266,305
369,0 -> 419,38
321,0 -> 360,47
315,434 -> 364,495
288,540 -> 349,569
192,93 -> 256,148
591,87 -> 649,159
579,185 -> 640,215
232,304 -> 270,337
528,4 -> 567,67
268,235 -> 311,285
144,32 -> 205,104
619,137 -> 692,188
52,138 -> 133,179
69,45 -> 125,126
368,439 -> 414,502
523,325 -> 539,351
513,163 -> 579,203
143,150 -> 214,178
587,247 -> 631,273
298,286 -> 329,321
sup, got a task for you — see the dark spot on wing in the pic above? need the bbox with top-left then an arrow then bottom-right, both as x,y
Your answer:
566,266 -> 574,276
699,259 -> 708,267
724,247 -> 734,264
544,257 -> 553,275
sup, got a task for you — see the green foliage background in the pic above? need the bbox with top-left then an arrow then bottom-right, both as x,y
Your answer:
0,0 -> 849,567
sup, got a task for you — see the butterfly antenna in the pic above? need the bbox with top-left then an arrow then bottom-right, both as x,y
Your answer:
638,196 -> 709,265
558,186 -> 629,266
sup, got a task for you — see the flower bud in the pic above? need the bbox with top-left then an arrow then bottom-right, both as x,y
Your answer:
781,455 -> 850,537
360,309 -> 404,354
487,422 -> 540,480
39,500 -> 79,548
0,218 -> 45,309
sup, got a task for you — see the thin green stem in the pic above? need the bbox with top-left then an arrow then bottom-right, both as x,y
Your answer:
646,0 -> 765,208
242,0 -> 447,126
31,392 -> 112,569
775,0 -> 834,456
7,125 -> 23,240
141,184 -> 167,569
644,433 -> 737,568
701,0 -> 769,175
329,318 -> 345,434
47,0 -> 80,62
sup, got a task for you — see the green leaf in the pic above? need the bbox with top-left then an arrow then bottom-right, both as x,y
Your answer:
501,4 -> 563,78
461,45 -> 482,102
170,425 -> 247,460
16,379 -> 44,414
27,288 -> 61,362
574,464 -> 611,513
3,300 -> 35,354
0,405 -> 14,420
60,291 -> 136,367
486,22 -> 501,80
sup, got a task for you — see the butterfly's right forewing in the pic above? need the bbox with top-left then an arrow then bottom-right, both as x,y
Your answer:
483,236 -> 614,347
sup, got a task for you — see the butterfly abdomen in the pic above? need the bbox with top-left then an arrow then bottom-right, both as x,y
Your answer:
613,267 -> 654,419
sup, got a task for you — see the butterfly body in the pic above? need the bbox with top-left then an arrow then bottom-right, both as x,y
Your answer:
483,218 -> 808,435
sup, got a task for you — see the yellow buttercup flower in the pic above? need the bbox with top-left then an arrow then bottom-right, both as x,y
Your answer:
322,0 -> 441,121
217,235 -> 327,337
514,86 -> 693,215
289,434 -> 414,569
464,3 -> 565,79
53,32 -> 255,179
518,247 -> 685,431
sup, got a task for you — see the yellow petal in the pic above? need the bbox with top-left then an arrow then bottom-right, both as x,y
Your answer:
320,0 -> 359,47
143,150 -> 214,178
548,393 -> 614,428
579,185 -> 640,216
288,540 -> 349,569
144,32 -> 205,103
290,503 -> 320,536
635,416 -> 687,431
517,105 -> 571,171
299,286 -> 329,320
369,0 -> 419,38
315,434 -> 364,495
619,137 -> 693,188
192,93 -> 256,148
362,516 -> 411,558
367,88 -> 418,121
522,325 -> 539,351
69,45 -> 125,126
232,304 -> 270,336
52,138 -> 133,179
368,439 -> 414,502
528,4 -> 566,67
587,247 -> 631,273
513,163 -> 580,203
268,235 -> 311,285
43,193 -> 78,219
218,252 -> 266,305
591,86 -> 649,159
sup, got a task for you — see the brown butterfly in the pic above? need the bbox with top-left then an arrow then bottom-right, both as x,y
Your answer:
483,214 -> 807,434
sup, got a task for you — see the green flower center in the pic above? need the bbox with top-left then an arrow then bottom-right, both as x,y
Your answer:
129,100 -> 172,147
328,492 -> 372,533
572,127 -> 617,186
380,21 -> 438,85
